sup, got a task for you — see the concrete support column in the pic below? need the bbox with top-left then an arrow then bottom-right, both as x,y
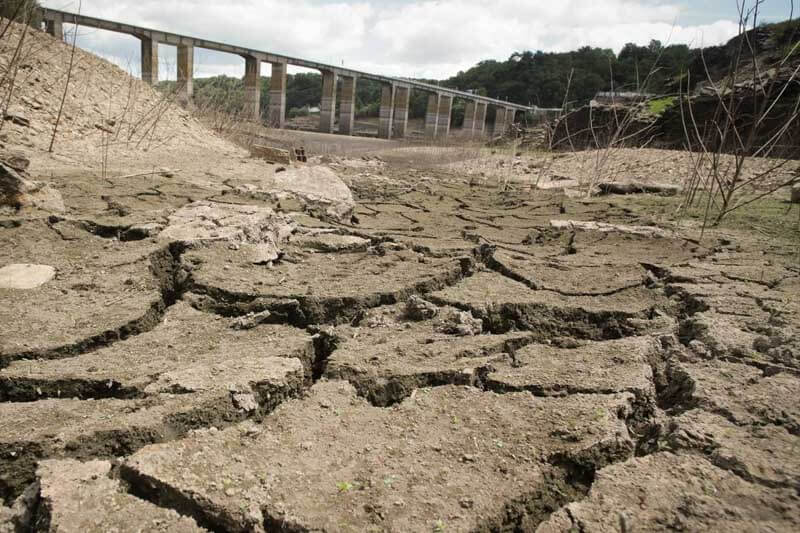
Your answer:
243,56 -> 261,122
425,93 -> 440,138
338,75 -> 357,135
463,100 -> 478,136
493,107 -> 507,136
392,86 -> 410,138
45,15 -> 64,41
177,44 -> 194,102
436,95 -> 453,138
269,62 -> 287,128
319,70 -> 337,133
139,37 -> 159,85
507,108 -> 516,126
378,83 -> 396,139
475,102 -> 488,136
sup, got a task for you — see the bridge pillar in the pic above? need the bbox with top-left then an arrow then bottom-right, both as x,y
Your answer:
493,107 -> 508,137
243,56 -> 261,122
425,93 -> 440,138
378,83 -> 396,139
269,62 -> 287,128
463,101 -> 478,136
44,14 -> 64,41
319,70 -> 337,133
507,108 -> 517,126
139,37 -> 159,85
392,86 -> 410,138
177,44 -> 194,102
338,75 -> 357,135
436,95 -> 453,138
475,102 -> 488,136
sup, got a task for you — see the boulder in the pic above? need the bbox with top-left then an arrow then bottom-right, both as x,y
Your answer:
405,295 -> 439,321
550,219 -> 670,238
3,106 -> 30,127
159,201 -> 295,264
597,181 -> 680,196
251,144 -> 293,165
0,482 -> 36,533
436,308 -> 483,336
0,264 -> 56,289
237,165 -> 355,222
0,161 -> 65,213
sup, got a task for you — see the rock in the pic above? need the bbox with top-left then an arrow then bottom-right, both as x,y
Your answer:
251,144 -> 293,165
230,310 -> 272,330
121,222 -> 163,240
236,165 -> 356,222
0,264 -> 56,289
1,153 -> 29,172
597,181 -> 680,196
0,162 -> 65,213
3,106 -> 29,127
159,201 -> 295,264
550,219 -> 670,238
405,295 -> 439,320
290,231 -> 369,252
0,482 -> 36,533
436,308 -> 483,336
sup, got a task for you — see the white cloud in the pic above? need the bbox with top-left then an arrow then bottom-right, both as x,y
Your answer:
43,0 -> 742,81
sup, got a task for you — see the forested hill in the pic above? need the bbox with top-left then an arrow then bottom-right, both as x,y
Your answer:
442,18 -> 799,108
442,41 -> 689,108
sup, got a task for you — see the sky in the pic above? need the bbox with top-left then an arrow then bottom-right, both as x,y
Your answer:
40,0 -> 797,81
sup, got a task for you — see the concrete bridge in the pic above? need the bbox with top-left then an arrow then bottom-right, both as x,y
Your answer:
40,8 -> 534,140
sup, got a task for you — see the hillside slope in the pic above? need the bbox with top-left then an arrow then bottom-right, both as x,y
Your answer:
0,18 -> 241,172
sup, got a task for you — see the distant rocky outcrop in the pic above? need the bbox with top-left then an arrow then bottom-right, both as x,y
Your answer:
655,64 -> 800,158
547,103 -> 657,151
548,20 -> 800,158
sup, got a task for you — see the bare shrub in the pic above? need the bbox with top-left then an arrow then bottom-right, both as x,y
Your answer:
680,1 -> 800,229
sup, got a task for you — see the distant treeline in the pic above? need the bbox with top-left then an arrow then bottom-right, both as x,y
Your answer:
443,41 -> 690,108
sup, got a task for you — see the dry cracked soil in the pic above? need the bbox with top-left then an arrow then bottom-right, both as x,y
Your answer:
2,21 -> 800,532
2,153 -> 799,532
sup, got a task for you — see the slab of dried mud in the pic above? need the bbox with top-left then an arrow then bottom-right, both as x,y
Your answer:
3,159 -> 799,530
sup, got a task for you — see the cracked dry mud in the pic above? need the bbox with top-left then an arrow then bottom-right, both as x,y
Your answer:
2,158 -> 800,532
